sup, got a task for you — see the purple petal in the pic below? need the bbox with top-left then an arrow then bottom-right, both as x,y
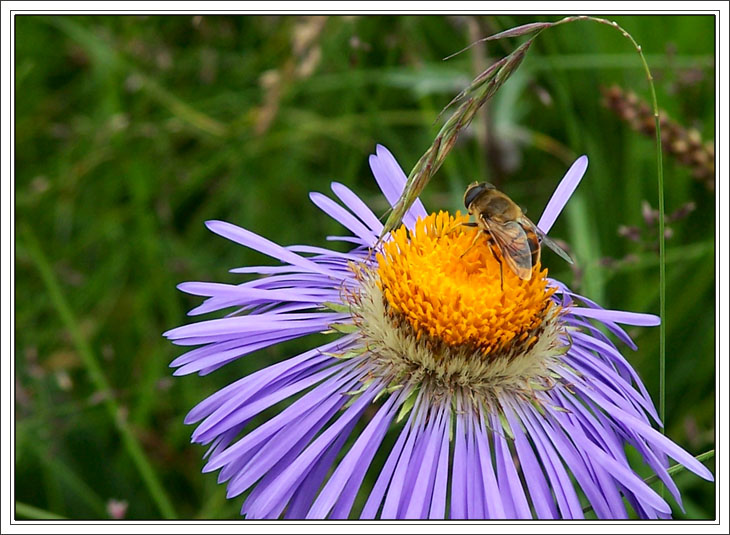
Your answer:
586,389 -> 714,482
490,411 -> 531,518
502,400 -> 558,519
225,392 -> 346,498
211,373 -> 335,485
381,403 -> 427,518
547,398 -> 628,518
512,400 -> 583,519
242,414 -> 360,518
306,388 -> 406,519
559,390 -> 683,509
243,381 -> 382,516
230,264 -> 325,275
522,403 -> 613,517
551,282 -> 638,349
163,312 -> 347,341
328,395 -> 405,519
187,297 -> 333,319
587,455 -> 630,518
555,365 -> 653,438
570,332 -> 656,416
570,306 -> 661,326
330,182 -> 385,235
325,235 -> 365,245
474,410 -> 506,519
360,405 -> 416,519
629,439 -> 684,511
428,408 -> 451,519
171,337 -> 251,368
403,403 -> 447,518
564,347 -> 659,424
173,329 -> 324,376
368,144 -> 427,229
215,440 -> 261,485
203,421 -> 246,461
286,244 -> 366,263
184,335 -> 355,426
202,362 -> 363,462
465,414 -> 486,518
193,361 -> 322,439
211,380 -> 350,486
196,362 -> 351,446
450,403 -> 468,519
553,389 -> 627,462
550,406 -> 671,515
537,155 -> 588,234
284,416 -> 356,519
205,220 -> 341,279
309,192 -> 377,246
179,281 -> 341,307
397,407 -> 435,518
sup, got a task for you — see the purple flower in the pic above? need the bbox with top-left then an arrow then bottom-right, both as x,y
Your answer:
166,145 -> 713,519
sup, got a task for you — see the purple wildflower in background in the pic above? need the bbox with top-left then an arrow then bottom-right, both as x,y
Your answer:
165,145 -> 712,519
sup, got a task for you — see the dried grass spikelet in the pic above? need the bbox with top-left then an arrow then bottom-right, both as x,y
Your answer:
601,85 -> 715,191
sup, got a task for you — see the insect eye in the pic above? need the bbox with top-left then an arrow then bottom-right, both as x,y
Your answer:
464,183 -> 484,209
464,182 -> 492,208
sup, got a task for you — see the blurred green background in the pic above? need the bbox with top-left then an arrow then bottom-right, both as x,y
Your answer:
15,15 -> 715,520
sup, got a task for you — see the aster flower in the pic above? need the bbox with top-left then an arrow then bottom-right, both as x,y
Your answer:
165,145 -> 713,519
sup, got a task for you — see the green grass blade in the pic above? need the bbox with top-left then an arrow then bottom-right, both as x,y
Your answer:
653,117 -> 666,438
15,502 -> 67,520
19,225 -> 177,519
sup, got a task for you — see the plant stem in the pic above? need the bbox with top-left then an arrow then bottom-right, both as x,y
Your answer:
561,14 -> 666,436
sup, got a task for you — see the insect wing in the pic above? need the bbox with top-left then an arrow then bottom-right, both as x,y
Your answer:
484,218 -> 534,280
537,229 -> 574,265
521,216 -> 574,265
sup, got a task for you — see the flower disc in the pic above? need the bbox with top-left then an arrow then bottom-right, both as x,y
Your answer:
376,211 -> 557,357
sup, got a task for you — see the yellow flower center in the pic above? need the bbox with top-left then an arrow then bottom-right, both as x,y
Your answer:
344,211 -> 566,398
375,211 -> 557,357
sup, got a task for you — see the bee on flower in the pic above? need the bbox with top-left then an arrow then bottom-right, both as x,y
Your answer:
166,145 -> 712,519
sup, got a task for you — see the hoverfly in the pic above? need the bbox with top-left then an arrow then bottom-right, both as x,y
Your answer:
462,181 -> 574,288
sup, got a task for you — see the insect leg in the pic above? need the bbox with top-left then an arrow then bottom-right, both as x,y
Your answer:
499,256 -> 503,291
445,221 -> 478,236
459,230 -> 483,258
486,237 -> 504,291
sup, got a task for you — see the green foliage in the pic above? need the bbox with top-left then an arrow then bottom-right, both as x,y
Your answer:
15,14 -> 715,519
